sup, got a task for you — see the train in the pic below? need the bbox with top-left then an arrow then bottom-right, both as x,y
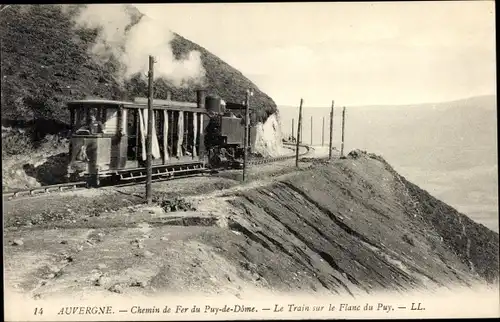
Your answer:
66,90 -> 258,186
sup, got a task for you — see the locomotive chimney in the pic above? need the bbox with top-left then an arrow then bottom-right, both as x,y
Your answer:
196,89 -> 206,109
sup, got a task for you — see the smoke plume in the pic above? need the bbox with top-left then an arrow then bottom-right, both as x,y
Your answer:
66,4 -> 206,87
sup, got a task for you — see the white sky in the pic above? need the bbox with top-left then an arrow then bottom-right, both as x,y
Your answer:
134,2 -> 496,107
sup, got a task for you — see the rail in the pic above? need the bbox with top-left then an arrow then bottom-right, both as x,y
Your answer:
247,142 -> 310,165
3,142 -> 311,200
2,181 -> 88,199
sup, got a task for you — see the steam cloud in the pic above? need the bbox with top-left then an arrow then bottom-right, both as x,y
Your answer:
66,4 -> 206,87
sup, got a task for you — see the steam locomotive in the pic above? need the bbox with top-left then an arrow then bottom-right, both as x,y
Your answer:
66,90 -> 257,186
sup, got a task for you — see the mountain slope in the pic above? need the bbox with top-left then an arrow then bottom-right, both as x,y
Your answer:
0,4 -> 277,126
4,151 -> 498,300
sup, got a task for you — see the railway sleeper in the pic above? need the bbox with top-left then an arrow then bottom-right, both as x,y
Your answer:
118,164 -> 205,182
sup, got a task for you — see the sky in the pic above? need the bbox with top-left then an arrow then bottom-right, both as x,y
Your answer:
134,2 -> 496,107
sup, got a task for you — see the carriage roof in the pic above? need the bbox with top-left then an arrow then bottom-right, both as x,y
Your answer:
67,99 -> 207,113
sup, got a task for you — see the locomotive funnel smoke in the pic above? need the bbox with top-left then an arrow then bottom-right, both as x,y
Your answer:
67,4 -> 206,87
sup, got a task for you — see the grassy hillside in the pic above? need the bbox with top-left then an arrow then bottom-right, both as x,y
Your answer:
0,4 -> 277,129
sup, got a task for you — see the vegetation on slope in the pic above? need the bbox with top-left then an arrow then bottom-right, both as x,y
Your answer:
0,4 -> 277,132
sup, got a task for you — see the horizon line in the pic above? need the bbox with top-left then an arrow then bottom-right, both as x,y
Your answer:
275,93 -> 497,109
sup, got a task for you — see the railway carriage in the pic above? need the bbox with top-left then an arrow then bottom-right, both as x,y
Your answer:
67,90 -> 257,186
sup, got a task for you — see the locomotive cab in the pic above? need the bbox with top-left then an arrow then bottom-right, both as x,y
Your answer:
203,98 -> 257,169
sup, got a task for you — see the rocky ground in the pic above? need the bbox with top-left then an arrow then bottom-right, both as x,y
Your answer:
1,132 -> 71,190
3,149 -> 499,303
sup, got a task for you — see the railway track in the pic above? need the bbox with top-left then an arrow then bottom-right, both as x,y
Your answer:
2,142 -> 310,200
2,181 -> 88,199
247,142 -> 309,165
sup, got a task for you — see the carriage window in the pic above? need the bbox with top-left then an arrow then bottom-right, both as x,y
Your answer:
74,107 -> 87,129
155,110 -> 164,158
86,107 -> 106,124
127,109 -> 138,136
127,109 -> 138,161
89,107 -> 98,122
102,107 -> 118,134
101,108 -> 107,123
72,106 -> 107,134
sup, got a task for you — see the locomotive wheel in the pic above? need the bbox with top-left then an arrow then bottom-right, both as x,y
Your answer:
87,174 -> 100,188
210,155 -> 222,168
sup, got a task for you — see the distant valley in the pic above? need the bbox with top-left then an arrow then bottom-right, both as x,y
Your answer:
279,95 -> 498,231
